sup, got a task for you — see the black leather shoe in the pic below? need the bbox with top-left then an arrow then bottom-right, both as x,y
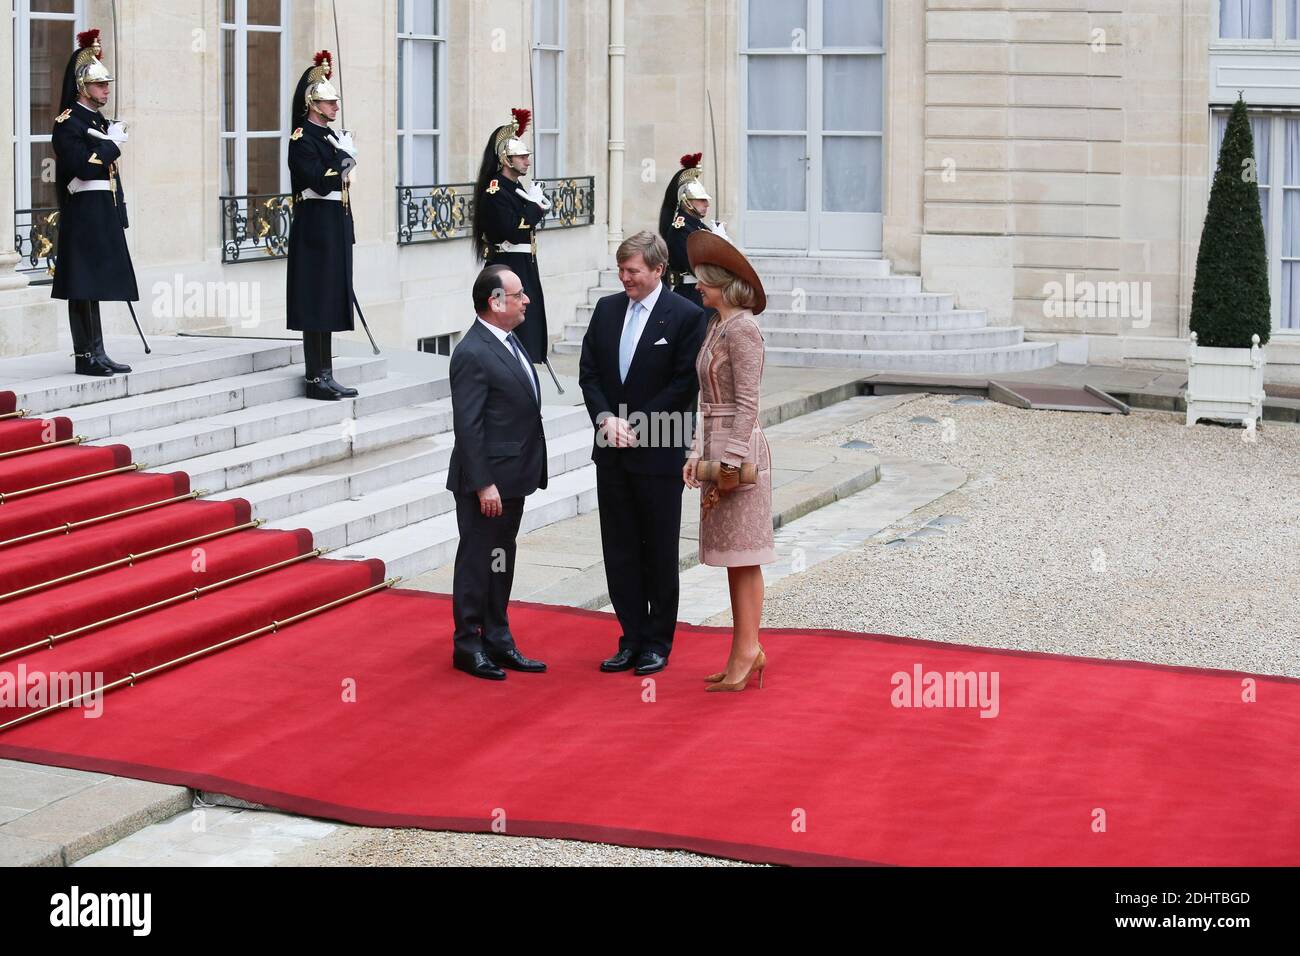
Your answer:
600,648 -> 637,672
322,370 -> 358,398
453,652 -> 507,681
490,648 -> 547,673
634,651 -> 668,676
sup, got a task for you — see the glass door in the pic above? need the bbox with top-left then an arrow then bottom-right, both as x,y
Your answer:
741,0 -> 884,254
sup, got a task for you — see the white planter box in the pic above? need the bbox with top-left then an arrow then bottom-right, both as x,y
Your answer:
1185,332 -> 1266,427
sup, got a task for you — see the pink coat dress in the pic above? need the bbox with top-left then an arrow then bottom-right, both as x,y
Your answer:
690,310 -> 776,567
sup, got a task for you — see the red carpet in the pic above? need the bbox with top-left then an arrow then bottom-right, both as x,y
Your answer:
2,398 -> 1299,865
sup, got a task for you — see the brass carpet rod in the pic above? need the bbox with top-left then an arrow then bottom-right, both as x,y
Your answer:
0,410 -> 29,421
0,463 -> 145,505
0,437 -> 86,461
0,519 -> 266,604
0,547 -> 332,664
0,577 -> 402,734
0,490 -> 211,551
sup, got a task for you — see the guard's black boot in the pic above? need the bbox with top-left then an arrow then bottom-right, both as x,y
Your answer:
304,330 -> 344,401
88,302 -> 131,373
317,331 -> 358,397
69,302 -> 115,377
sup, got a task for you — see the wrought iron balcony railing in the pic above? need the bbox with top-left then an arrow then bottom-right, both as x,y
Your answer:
397,175 -> 596,246
14,207 -> 60,285
220,193 -> 294,264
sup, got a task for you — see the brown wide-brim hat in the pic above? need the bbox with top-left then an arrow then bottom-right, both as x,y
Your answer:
686,231 -> 767,315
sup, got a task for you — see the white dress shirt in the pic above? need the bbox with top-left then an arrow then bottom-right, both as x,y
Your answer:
622,281 -> 663,356
477,317 -> 538,401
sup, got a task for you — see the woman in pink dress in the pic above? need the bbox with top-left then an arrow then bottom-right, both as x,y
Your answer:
682,232 -> 776,693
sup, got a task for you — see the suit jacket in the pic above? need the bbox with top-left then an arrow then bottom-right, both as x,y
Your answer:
578,286 -> 706,476
445,319 -> 548,498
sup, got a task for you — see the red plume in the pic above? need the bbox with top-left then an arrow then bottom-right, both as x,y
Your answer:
681,152 -> 703,169
77,29 -> 101,50
512,108 -> 532,136
313,50 -> 333,78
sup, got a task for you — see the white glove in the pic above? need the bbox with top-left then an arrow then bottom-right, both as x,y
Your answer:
88,122 -> 128,145
522,181 -> 552,210
331,131 -> 357,157
708,219 -> 732,243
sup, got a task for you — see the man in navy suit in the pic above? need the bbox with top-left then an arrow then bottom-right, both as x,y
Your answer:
578,231 -> 707,675
446,265 -> 549,681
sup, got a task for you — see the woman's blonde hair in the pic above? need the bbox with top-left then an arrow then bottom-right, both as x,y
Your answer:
694,263 -> 758,310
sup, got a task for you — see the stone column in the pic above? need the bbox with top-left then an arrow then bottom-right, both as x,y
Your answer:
607,0 -> 625,252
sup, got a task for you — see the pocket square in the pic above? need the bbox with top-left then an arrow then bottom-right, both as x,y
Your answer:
654,338 -> 669,346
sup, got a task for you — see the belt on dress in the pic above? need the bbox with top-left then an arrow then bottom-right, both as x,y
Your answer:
699,402 -> 740,418
495,241 -> 532,254
299,188 -> 343,201
68,178 -> 113,194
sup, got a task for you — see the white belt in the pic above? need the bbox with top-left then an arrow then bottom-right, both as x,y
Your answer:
68,178 -> 113,194
495,241 -> 532,254
300,188 -> 343,201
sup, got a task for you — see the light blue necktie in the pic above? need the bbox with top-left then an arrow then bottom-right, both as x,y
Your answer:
619,301 -> 644,383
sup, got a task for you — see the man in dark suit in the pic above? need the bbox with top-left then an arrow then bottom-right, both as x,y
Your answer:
578,231 -> 707,676
447,265 -> 549,681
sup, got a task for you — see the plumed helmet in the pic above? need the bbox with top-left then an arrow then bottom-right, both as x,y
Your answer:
677,153 -> 712,206
61,29 -> 113,111
493,108 -> 533,164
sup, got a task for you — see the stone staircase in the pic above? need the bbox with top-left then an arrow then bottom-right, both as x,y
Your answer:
554,255 -> 1057,375
0,336 -> 598,582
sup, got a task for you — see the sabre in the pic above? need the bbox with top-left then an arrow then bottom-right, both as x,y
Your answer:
110,0 -> 121,122
352,292 -> 380,355
124,301 -> 151,354
706,89 -> 721,219
332,0 -> 346,133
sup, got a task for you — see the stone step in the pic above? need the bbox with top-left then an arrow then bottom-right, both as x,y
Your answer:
53,357 -> 397,439
358,464 -> 599,579
765,291 -> 955,313
169,402 -> 457,493
746,256 -> 893,277
215,405 -> 593,522
585,273 -> 920,299
101,382 -> 442,469
3,338 -> 307,415
765,341 -> 1060,374
264,429 -> 595,551
762,325 -> 1027,352
753,309 -> 989,333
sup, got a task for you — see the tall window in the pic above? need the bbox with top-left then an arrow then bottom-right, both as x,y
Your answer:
12,0 -> 83,210
1217,1 -> 1300,41
1213,111 -> 1300,331
531,0 -> 564,178
398,0 -> 445,185
220,0 -> 288,196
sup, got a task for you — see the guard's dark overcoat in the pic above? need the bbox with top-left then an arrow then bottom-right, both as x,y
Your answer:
286,119 -> 355,333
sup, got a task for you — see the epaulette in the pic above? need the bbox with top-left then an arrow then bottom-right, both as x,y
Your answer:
290,128 -> 303,141
486,179 -> 500,195
54,109 -> 72,124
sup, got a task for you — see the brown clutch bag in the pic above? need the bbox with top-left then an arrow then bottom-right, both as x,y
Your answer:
695,460 -> 758,484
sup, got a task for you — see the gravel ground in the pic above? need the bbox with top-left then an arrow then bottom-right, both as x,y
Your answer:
760,394 -> 1300,677
279,825 -> 758,867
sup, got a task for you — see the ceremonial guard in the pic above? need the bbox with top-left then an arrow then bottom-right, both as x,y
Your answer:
472,108 -> 553,367
286,51 -> 359,401
659,153 -> 731,309
51,29 -> 138,376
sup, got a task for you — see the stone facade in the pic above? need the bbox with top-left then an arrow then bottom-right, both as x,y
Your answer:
4,0 -> 1297,379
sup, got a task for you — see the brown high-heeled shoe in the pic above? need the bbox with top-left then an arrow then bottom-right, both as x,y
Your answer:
706,647 -> 766,693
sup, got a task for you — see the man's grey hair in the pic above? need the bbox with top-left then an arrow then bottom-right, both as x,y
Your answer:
616,231 -> 668,272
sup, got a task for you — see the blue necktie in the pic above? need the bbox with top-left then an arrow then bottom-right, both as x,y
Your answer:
619,301 -> 644,383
